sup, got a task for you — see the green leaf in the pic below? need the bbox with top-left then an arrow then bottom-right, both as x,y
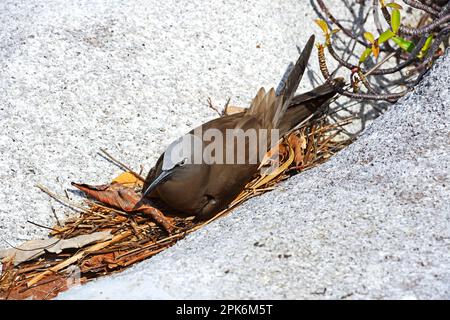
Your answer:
359,47 -> 372,64
315,19 -> 329,35
392,36 -> 415,52
386,2 -> 403,9
364,32 -> 375,44
421,35 -> 433,53
391,9 -> 401,34
379,29 -> 395,44
418,35 -> 433,58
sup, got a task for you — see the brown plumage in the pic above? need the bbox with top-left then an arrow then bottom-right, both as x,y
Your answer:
142,35 -> 343,219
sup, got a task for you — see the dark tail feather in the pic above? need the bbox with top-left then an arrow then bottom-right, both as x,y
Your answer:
272,35 -> 315,128
278,77 -> 345,135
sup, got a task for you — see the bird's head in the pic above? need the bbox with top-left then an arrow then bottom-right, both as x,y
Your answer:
141,133 -> 203,198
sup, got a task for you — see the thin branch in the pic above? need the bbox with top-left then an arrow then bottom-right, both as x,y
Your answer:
99,148 -> 145,181
381,5 -> 450,36
364,50 -> 398,76
327,43 -> 357,70
27,220 -> 61,232
403,0 -> 439,17
419,0 -> 445,12
318,44 -> 410,101
438,2 -> 450,18
365,35 -> 428,75
206,97 -> 222,116
51,206 -> 62,227
36,184 -> 98,216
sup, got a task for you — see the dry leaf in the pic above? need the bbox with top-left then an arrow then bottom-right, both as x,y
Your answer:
288,134 -> 307,166
254,145 -> 294,189
112,172 -> 143,187
224,105 -> 245,115
71,182 -> 174,233
0,231 -> 112,266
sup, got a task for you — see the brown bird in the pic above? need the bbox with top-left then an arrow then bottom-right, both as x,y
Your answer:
142,35 -> 343,220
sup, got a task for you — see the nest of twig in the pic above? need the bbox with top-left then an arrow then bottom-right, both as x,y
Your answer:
0,113 -> 353,300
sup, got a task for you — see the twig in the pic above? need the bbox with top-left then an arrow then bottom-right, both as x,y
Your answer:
318,44 -> 410,101
206,97 -> 223,116
364,50 -> 398,76
381,5 -> 450,36
51,207 -> 62,227
419,0 -> 445,12
328,41 -> 419,77
27,220 -> 61,233
36,184 -> 98,216
99,148 -> 145,182
223,97 -> 231,114
438,2 -> 450,18
364,35 -> 429,76
403,0 -> 439,17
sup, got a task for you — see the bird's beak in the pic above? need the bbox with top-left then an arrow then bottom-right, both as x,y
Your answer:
141,169 -> 173,199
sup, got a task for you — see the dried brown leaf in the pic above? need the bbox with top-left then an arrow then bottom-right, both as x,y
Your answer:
0,232 -> 112,266
71,182 -> 174,233
288,134 -> 307,166
112,172 -> 143,187
224,105 -> 246,115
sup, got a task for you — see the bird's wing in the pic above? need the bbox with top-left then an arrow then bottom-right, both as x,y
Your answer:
245,35 -> 315,129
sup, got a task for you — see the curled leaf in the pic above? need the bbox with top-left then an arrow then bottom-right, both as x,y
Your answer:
391,9 -> 401,34
72,182 -> 175,233
363,32 -> 375,44
255,146 -> 294,189
288,134 -> 307,166
386,2 -> 402,9
315,19 -> 329,35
